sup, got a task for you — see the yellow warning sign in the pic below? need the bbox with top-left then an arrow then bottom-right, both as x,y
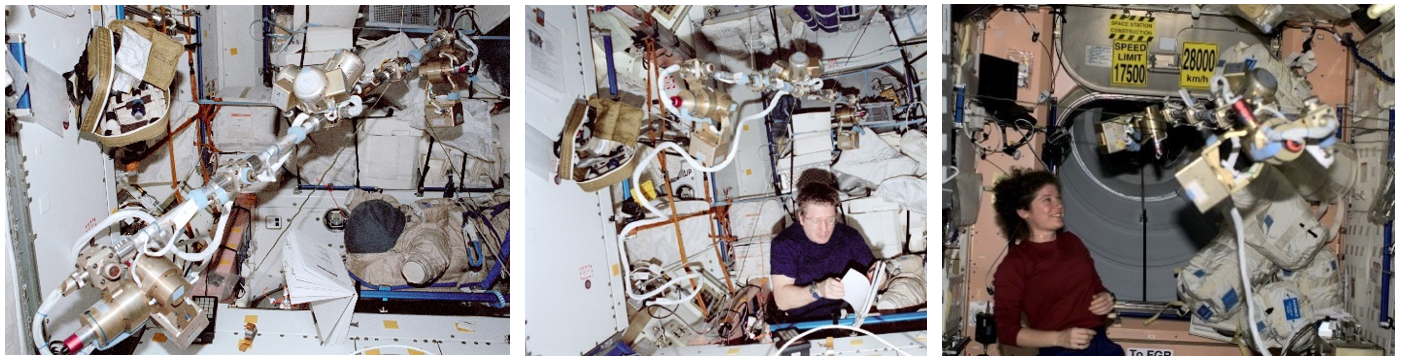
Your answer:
1179,42 -> 1219,89
1111,40 -> 1149,87
1108,13 -> 1156,42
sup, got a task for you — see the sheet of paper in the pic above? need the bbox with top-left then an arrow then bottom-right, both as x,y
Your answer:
841,268 -> 870,311
850,261 -> 886,328
309,294 -> 357,345
860,262 -> 886,318
284,233 -> 354,304
525,18 -> 564,99
6,51 -> 30,109
113,27 -> 151,93
16,53 -> 71,137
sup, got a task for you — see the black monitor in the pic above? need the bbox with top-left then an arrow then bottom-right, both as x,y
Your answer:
977,53 -> 1036,126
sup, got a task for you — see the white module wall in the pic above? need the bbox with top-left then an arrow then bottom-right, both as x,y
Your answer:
5,5 -> 120,344
522,5 -> 629,356
1341,27 -> 1395,355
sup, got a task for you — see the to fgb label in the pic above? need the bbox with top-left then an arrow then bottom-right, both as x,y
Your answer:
1128,348 -> 1174,356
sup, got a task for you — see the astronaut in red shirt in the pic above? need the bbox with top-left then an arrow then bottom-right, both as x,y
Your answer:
990,168 -> 1123,355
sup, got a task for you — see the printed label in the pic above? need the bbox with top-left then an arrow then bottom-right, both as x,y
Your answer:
1283,297 -> 1301,321
1179,42 -> 1218,89
1128,348 -> 1174,356
1086,45 -> 1113,67
1111,40 -> 1148,87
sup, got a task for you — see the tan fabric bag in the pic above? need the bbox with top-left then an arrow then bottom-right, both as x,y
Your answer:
79,20 -> 184,147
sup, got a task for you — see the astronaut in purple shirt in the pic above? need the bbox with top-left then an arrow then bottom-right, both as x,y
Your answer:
769,182 -> 876,321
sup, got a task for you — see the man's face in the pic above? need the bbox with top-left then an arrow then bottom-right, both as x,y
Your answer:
799,203 -> 838,244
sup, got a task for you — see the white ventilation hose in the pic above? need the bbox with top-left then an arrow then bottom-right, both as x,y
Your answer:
69,210 -> 160,256
1233,207 -> 1273,356
629,92 -> 789,220
172,202 -> 235,263
32,288 -> 62,355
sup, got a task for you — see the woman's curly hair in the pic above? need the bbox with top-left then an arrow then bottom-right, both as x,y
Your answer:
992,168 -> 1060,243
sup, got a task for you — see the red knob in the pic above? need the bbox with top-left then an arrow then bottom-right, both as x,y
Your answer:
64,334 -> 84,353
671,96 -> 683,108
1284,140 -> 1304,152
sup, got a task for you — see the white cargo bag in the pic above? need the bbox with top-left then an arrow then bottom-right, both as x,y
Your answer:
1178,227 -> 1277,323
1247,281 -> 1313,349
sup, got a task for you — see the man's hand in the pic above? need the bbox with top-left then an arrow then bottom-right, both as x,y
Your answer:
815,278 -> 844,300
1089,292 -> 1114,316
1056,328 -> 1096,350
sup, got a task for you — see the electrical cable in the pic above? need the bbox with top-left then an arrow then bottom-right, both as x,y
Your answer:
983,231 -> 1012,295
1281,318 -> 1327,355
298,6 -> 309,66
773,324 -> 913,356
1341,34 -> 1395,83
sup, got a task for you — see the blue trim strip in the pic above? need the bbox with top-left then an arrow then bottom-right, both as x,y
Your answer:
8,41 -> 30,110
1383,107 -> 1394,327
196,15 -> 203,101
767,311 -> 927,331
953,86 -> 965,125
295,185 -> 379,191
603,34 -> 617,96
360,289 -> 509,303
